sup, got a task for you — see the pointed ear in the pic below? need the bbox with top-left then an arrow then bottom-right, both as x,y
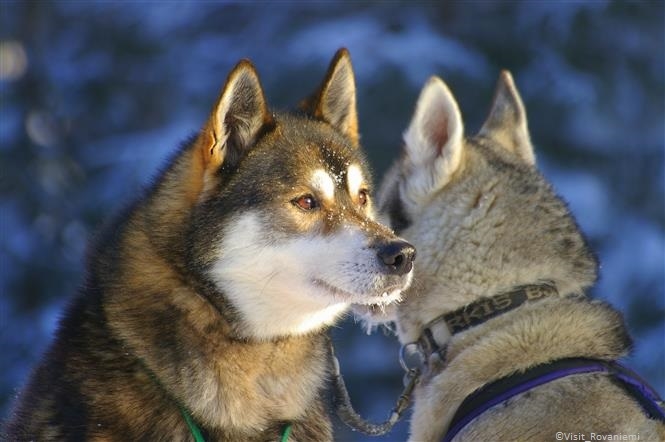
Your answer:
401,76 -> 464,204
202,60 -> 273,171
479,71 -> 535,165
301,48 -> 359,147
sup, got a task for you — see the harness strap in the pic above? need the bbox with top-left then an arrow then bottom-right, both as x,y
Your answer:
606,362 -> 665,423
444,358 -> 665,442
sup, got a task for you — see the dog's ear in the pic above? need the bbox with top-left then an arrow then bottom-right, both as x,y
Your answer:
479,71 -> 535,165
402,76 -> 464,204
202,60 -> 274,171
301,48 -> 359,147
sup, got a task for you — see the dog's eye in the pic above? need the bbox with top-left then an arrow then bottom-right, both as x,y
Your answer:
358,189 -> 369,206
292,195 -> 319,211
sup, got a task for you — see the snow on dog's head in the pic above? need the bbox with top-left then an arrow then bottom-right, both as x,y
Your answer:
184,49 -> 415,340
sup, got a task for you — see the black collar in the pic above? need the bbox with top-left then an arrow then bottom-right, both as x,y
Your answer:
416,282 -> 558,358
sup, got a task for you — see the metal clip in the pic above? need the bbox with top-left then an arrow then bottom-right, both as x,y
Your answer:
399,342 -> 425,373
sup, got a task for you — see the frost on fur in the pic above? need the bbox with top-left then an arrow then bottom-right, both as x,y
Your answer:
351,302 -> 399,335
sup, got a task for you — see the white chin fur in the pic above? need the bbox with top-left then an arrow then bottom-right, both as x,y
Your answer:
210,212 -> 412,340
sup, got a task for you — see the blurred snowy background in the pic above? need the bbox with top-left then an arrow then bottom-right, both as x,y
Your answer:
1,2 -> 663,440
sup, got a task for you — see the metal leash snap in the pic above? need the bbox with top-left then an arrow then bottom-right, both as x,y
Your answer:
399,342 -> 425,373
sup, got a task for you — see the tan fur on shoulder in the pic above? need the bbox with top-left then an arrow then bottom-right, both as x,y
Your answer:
410,298 -> 634,441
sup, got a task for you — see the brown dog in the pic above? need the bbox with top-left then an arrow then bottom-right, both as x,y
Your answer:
4,50 -> 415,441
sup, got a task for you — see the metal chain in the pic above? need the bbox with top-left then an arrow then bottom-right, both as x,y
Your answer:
329,338 -> 420,436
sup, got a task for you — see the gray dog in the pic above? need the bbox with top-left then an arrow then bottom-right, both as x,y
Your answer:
371,72 -> 665,441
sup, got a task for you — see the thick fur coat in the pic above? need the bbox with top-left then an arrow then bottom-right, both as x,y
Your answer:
4,50 -> 414,441
376,72 -> 665,441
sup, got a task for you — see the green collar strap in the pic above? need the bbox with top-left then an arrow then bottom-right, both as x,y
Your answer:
179,405 -> 205,442
179,405 -> 292,442
280,423 -> 293,442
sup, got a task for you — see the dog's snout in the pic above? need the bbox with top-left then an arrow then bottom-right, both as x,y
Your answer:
377,240 -> 416,276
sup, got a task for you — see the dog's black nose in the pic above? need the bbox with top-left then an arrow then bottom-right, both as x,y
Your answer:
377,240 -> 416,275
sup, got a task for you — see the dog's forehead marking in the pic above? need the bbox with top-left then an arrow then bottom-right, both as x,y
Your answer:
312,169 -> 336,201
347,164 -> 364,195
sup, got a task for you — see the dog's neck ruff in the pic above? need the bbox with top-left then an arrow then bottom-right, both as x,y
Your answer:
143,361 -> 293,441
396,283 -> 665,441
